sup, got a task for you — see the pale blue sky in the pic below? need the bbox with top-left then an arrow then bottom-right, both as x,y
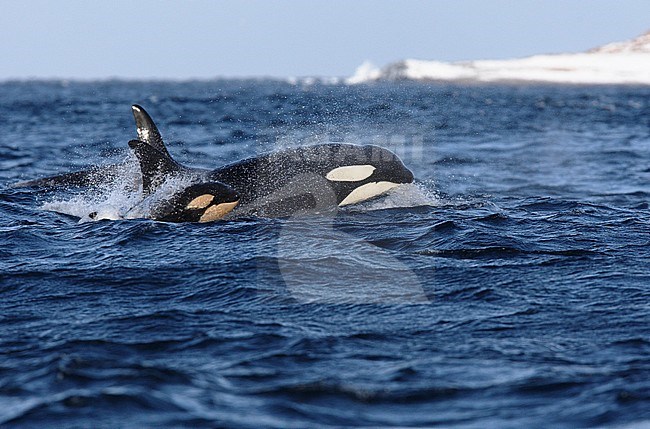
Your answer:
0,0 -> 648,79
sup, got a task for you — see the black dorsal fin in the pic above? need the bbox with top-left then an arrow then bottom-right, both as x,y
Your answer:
131,105 -> 171,158
128,139 -> 181,194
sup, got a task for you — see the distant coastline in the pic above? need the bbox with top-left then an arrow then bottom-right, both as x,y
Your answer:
347,31 -> 650,85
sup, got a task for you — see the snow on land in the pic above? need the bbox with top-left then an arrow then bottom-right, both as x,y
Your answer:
347,31 -> 650,85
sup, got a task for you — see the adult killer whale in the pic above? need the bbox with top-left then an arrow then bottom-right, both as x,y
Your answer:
17,105 -> 415,220
129,105 -> 414,217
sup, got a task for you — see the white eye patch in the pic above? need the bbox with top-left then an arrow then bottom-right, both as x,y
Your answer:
325,165 -> 376,182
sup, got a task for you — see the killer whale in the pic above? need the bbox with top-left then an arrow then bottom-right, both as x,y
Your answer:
85,181 -> 239,223
16,105 -> 415,220
128,105 -> 414,217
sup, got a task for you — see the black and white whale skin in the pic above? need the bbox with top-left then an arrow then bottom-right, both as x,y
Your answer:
128,105 -> 414,217
17,105 -> 415,219
135,182 -> 239,223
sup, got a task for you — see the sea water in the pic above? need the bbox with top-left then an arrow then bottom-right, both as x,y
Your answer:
1,80 -> 649,428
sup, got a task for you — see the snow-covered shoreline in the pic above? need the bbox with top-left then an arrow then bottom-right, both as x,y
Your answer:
347,31 -> 650,85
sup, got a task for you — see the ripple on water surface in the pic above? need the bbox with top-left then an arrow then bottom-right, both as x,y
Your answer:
1,81 -> 649,428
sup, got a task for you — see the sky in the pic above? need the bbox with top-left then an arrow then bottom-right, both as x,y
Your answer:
0,0 -> 648,80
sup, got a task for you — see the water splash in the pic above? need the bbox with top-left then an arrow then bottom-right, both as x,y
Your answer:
345,182 -> 442,212
122,175 -> 200,220
40,159 -> 138,222
40,158 -> 197,223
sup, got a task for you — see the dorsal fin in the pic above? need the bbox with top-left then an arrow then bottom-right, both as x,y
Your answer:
128,139 -> 181,194
131,105 -> 171,158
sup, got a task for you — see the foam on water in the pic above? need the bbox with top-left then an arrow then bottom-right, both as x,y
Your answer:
40,157 -> 197,223
40,160 -> 138,222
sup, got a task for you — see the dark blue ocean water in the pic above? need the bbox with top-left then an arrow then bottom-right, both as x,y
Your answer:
1,80 -> 649,428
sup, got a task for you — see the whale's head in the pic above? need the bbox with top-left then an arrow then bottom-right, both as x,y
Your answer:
318,144 -> 414,206
150,182 -> 239,223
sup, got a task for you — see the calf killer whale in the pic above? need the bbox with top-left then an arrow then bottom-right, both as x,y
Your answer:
126,182 -> 239,223
17,105 -> 415,221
